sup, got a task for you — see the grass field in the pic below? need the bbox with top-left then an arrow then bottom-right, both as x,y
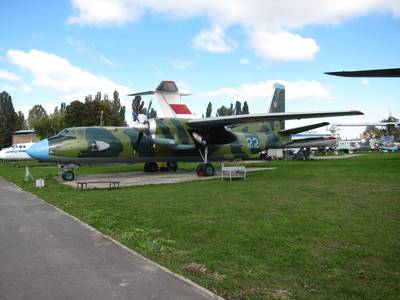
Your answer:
1,153 -> 399,299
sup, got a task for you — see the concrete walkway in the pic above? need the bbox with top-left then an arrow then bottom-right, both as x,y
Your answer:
62,167 -> 274,189
0,177 -> 218,300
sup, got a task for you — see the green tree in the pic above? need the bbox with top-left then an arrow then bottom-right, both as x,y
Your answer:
381,116 -> 400,141
242,101 -> 250,114
28,104 -> 48,129
131,96 -> 146,121
363,125 -> 381,140
15,111 -> 28,130
216,105 -> 229,117
234,101 -> 242,115
111,90 -> 126,126
205,102 -> 212,117
0,91 -> 18,148
64,101 -> 86,127
48,104 -> 66,136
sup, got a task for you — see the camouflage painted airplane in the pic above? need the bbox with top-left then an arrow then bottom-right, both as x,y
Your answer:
28,81 -> 363,181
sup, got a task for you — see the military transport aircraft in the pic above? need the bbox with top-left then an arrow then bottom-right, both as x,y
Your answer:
28,81 -> 363,181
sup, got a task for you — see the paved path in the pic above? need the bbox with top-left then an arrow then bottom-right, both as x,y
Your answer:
0,177 -> 217,300
62,167 -> 274,189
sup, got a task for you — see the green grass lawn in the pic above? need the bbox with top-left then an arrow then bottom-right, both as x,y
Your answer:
1,154 -> 399,299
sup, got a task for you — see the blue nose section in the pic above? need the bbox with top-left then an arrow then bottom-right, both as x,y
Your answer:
28,139 -> 49,161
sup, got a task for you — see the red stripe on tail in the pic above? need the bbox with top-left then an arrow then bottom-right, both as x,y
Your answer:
170,104 -> 192,115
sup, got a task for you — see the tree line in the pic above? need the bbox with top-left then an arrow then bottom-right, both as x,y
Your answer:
363,116 -> 400,141
0,91 -> 127,147
204,100 -> 250,117
0,92 -> 28,148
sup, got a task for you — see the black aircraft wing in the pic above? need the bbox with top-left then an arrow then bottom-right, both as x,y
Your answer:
188,111 -> 363,129
325,68 -> 400,77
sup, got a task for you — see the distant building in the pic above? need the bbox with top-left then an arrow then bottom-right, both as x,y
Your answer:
12,130 -> 38,145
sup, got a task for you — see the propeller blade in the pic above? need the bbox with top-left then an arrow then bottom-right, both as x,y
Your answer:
147,100 -> 152,118
135,132 -> 143,151
132,111 -> 138,122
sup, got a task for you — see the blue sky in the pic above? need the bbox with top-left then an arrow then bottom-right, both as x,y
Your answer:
1,0 -> 399,138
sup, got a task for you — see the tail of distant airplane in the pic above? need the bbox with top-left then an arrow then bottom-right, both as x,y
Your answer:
129,81 -> 194,119
232,83 -> 286,133
267,83 -> 285,130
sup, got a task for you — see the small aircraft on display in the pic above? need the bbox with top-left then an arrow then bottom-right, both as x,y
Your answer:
28,81 -> 363,181
0,142 -> 35,161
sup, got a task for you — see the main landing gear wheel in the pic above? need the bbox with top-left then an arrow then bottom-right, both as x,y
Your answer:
196,163 -> 215,177
167,161 -> 178,171
62,170 -> 75,181
144,162 -> 159,172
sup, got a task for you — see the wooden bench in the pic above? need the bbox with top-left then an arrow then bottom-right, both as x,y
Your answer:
76,181 -> 121,190
221,162 -> 246,181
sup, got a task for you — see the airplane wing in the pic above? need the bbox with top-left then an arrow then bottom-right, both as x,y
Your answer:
278,122 -> 329,135
128,90 -> 155,96
325,68 -> 400,77
188,111 -> 363,129
335,122 -> 400,126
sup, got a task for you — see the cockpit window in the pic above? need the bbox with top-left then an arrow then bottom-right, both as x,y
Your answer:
49,128 -> 77,140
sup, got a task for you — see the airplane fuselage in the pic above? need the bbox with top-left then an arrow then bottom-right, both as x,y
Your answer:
0,143 -> 35,161
28,118 -> 292,163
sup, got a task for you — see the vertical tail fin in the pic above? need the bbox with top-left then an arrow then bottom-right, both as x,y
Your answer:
232,83 -> 285,133
268,83 -> 285,130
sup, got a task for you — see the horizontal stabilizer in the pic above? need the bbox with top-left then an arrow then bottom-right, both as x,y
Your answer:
278,122 -> 329,135
188,111 -> 363,129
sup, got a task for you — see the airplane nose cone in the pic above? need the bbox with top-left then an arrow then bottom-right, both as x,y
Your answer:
28,139 -> 49,161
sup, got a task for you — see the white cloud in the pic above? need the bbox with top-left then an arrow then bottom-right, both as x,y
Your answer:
96,53 -> 116,67
7,49 -> 134,121
0,69 -> 21,82
66,36 -> 88,52
249,30 -> 319,61
67,0 -> 400,61
171,59 -> 192,70
193,26 -> 237,53
0,84 -> 16,93
7,49 -> 131,96
240,58 -> 249,65
68,1 -> 400,28
361,79 -> 369,85
0,69 -> 32,93
204,80 -> 331,102
67,0 -> 143,26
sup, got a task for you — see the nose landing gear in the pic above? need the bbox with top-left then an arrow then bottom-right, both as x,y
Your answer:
61,170 -> 75,181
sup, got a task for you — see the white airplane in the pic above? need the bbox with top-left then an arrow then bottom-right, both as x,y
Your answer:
0,142 -> 35,161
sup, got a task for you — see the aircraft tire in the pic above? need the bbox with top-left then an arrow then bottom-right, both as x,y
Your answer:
196,164 -> 205,176
62,170 -> 75,181
167,161 -> 178,171
196,163 -> 215,177
144,162 -> 159,172
203,163 -> 215,176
